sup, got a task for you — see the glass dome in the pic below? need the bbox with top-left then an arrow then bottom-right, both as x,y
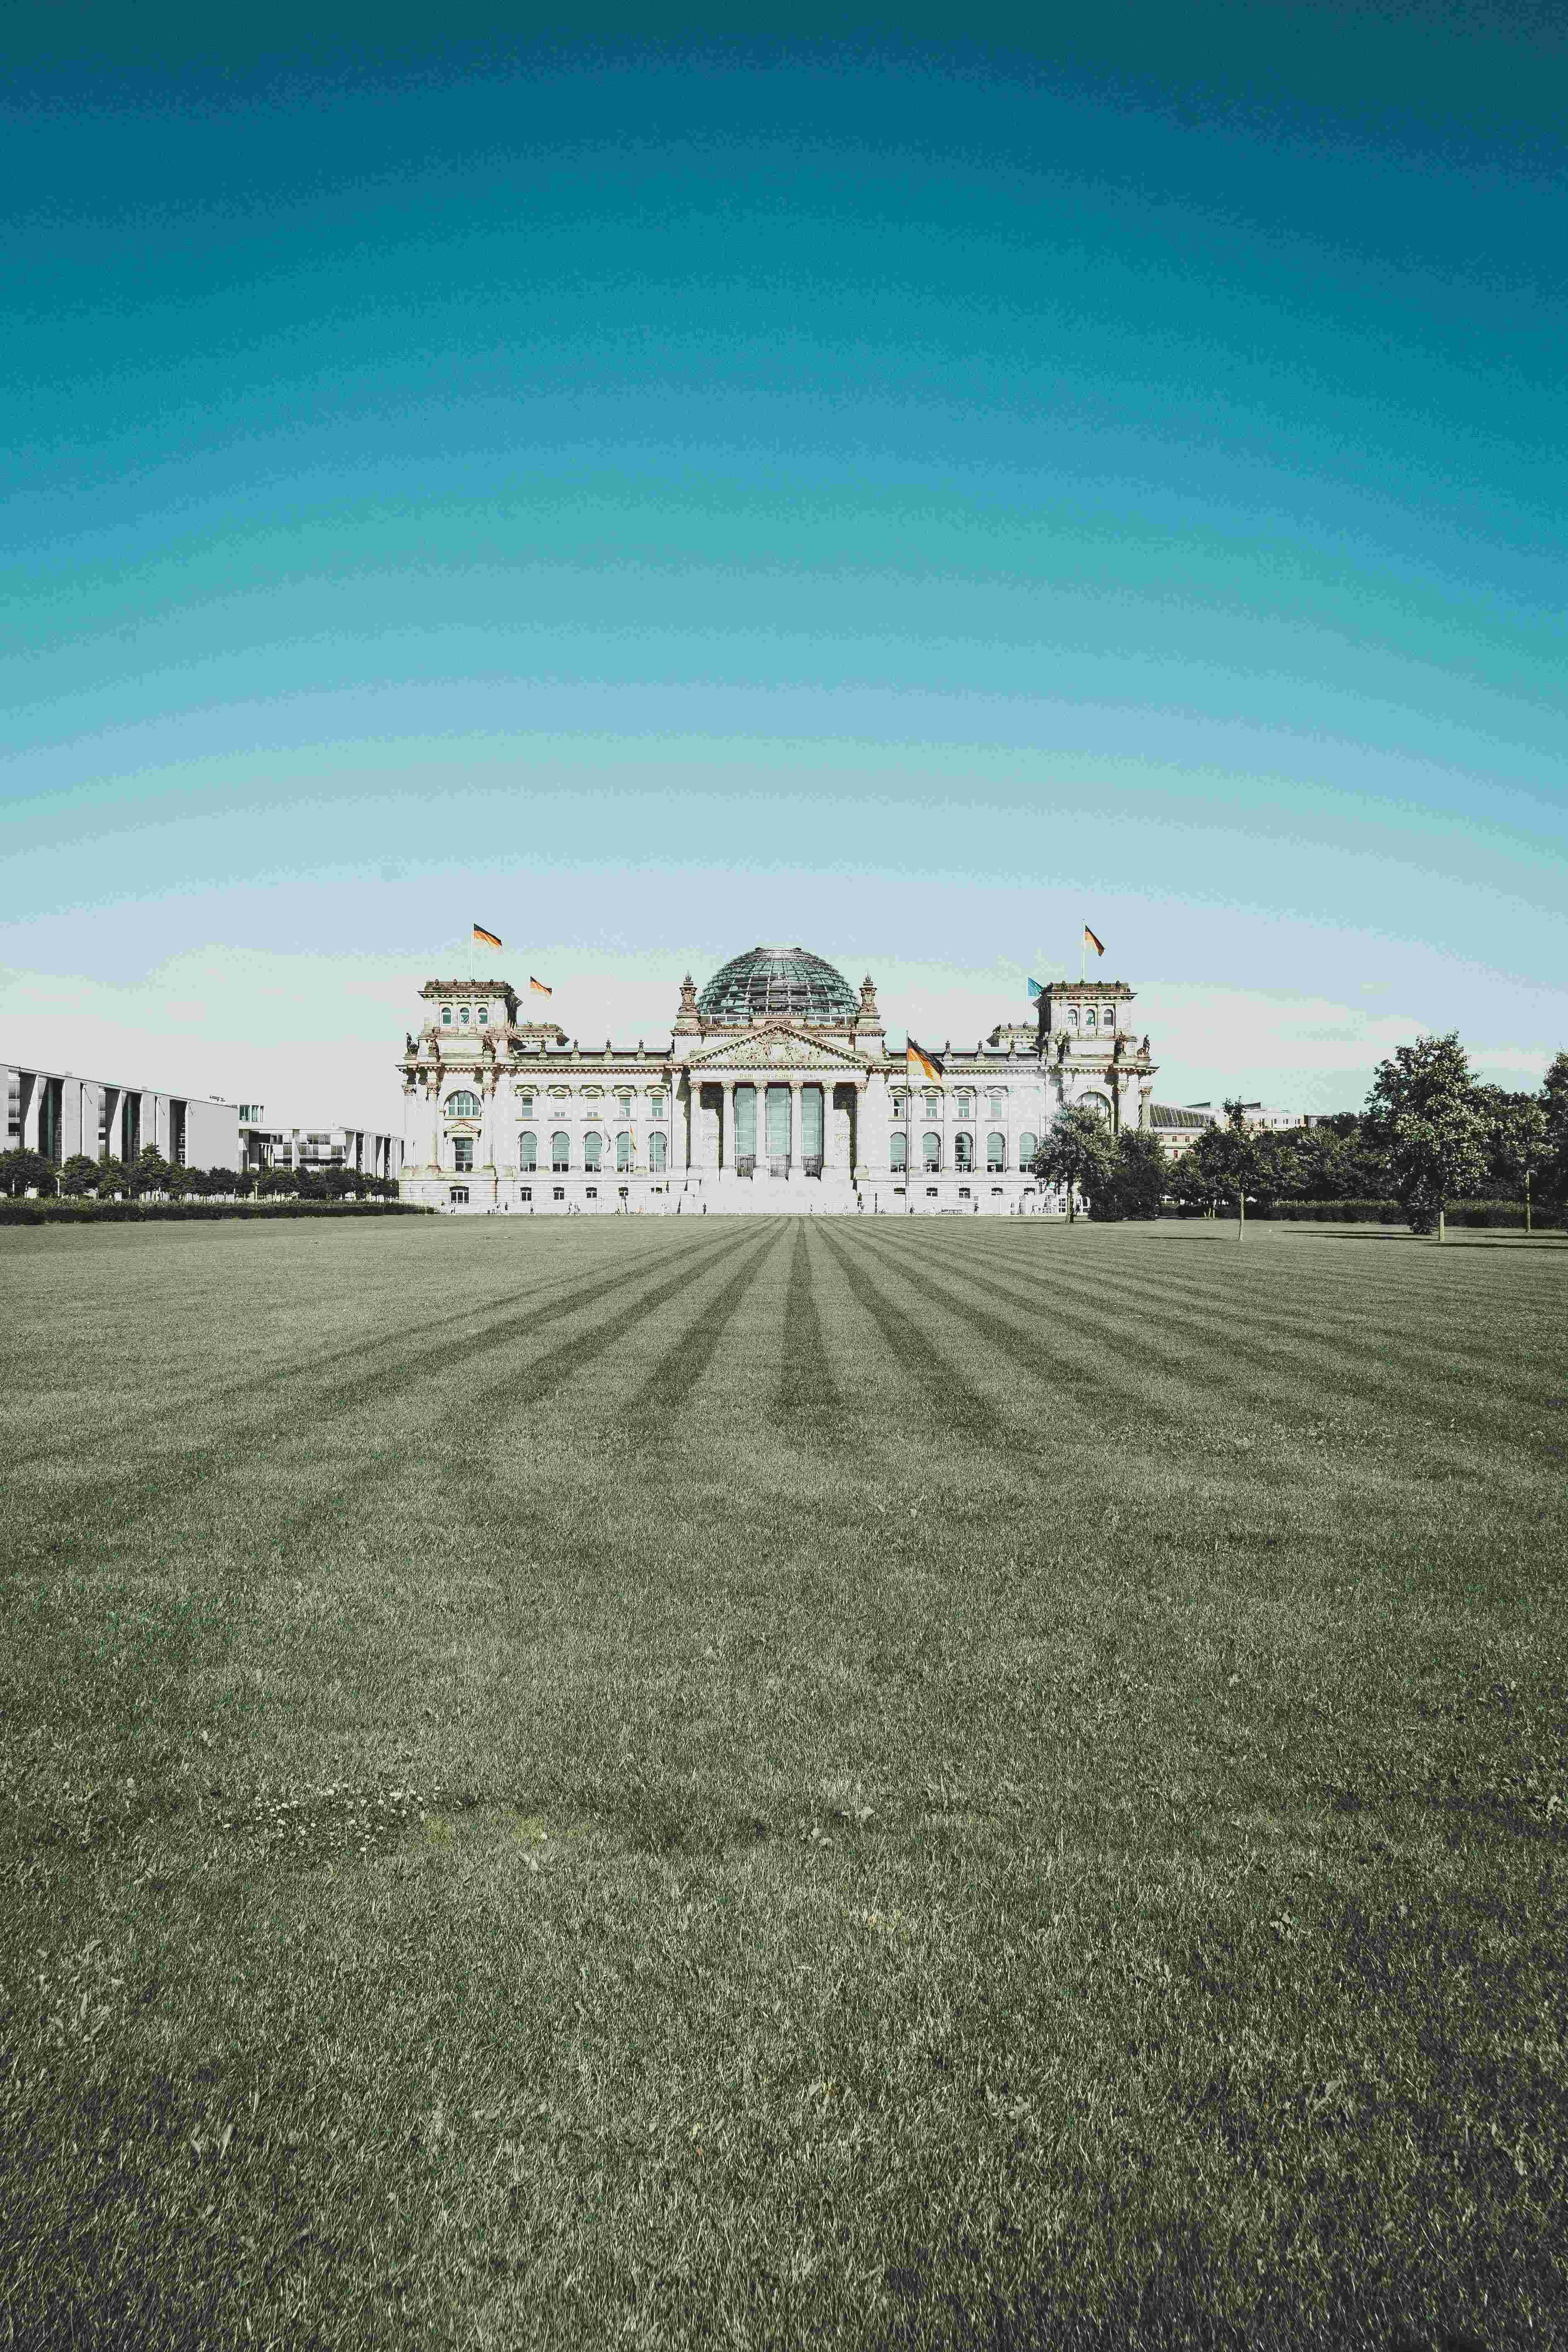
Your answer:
696,945 -> 859,1025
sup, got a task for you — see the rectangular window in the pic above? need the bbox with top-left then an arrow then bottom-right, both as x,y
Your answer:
958,1186 -> 971,1198
453,1137 -> 475,1171
520,1186 -> 532,1201
553,1186 -> 565,1200
586,1187 -> 597,1199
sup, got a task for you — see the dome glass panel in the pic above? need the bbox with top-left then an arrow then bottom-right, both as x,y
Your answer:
696,945 -> 859,1025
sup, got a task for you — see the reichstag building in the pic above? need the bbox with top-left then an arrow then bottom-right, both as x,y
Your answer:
397,945 -> 1158,1214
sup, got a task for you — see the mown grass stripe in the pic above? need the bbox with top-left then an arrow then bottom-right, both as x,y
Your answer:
890,1226 -> 1567,1478
776,1221 -> 843,1427
628,1220 -> 788,1413
5,1224 -> 699,1477
812,1222 -> 1006,1446
9,1224 -> 762,1574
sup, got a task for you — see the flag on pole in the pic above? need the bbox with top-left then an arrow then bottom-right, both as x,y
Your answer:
1027,978 -> 1045,1000
1083,925 -> 1105,958
473,923 -> 502,950
529,976 -> 553,998
906,1039 -> 940,1081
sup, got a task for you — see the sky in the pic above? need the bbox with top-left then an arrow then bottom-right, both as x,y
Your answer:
4,2 -> 1566,1129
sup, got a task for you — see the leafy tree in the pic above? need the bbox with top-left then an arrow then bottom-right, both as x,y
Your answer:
0,1148 -> 54,1197
1032,1107 -> 1115,1223
1477,1086 -> 1550,1228
256,1166 -> 297,1197
95,1155 -> 127,1199
1091,1127 -> 1168,1220
1367,1033 -> 1487,1240
58,1153 -> 99,1197
1541,1051 -> 1568,1218
202,1165 -> 243,1198
320,1165 -> 356,1200
128,1146 -> 171,1198
1187,1106 -> 1268,1231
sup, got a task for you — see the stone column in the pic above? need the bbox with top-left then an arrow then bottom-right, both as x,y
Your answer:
425,1084 -> 441,1170
788,1081 -> 801,1170
720,1079 -> 734,1173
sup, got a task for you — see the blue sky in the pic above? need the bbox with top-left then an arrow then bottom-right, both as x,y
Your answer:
4,6 -> 1565,1126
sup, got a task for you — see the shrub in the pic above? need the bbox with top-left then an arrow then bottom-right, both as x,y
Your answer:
0,1199 -> 430,1227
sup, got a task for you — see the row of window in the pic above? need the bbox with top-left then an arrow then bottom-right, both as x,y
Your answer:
889,1131 -> 1036,1172
891,1089 -> 1016,1119
450,1132 -> 671,1173
445,1089 -> 670,1119
440,1003 -> 496,1026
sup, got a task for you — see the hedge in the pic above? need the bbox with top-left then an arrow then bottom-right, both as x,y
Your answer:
0,1199 -> 433,1228
1159,1199 -> 1560,1229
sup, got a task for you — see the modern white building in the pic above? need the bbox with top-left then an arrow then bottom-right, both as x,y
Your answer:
397,945 -> 1162,1214
238,1112 -> 402,1181
3,1059 -> 238,1170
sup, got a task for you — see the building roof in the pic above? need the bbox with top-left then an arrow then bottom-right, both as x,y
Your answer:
1148,1102 -> 1218,1130
696,945 -> 860,1026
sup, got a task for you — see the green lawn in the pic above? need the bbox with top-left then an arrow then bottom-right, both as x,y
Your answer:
2,1216 -> 1564,2350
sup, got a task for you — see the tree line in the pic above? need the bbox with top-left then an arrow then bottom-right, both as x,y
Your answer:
0,1145 -> 401,1203
1031,1037 -> 1568,1235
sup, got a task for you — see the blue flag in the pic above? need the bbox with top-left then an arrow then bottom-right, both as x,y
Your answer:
1027,977 -> 1045,1000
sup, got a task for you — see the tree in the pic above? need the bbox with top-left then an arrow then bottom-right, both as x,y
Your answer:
58,1153 -> 99,1197
0,1148 -> 54,1197
95,1155 -> 127,1199
128,1146 -> 171,1198
1477,1087 -> 1550,1231
1366,1033 -> 1487,1241
1091,1127 -> 1168,1220
1185,1105 -> 1269,1234
1541,1051 -> 1568,1219
1032,1107 -> 1115,1223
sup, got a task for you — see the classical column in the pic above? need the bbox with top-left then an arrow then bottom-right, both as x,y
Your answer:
720,1079 -> 735,1173
481,1075 -> 499,1170
788,1081 -> 802,1170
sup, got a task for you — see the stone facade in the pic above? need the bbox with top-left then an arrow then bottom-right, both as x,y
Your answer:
396,948 -> 1159,1215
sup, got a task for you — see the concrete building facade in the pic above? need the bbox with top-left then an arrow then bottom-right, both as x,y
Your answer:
3,1060 -> 238,1171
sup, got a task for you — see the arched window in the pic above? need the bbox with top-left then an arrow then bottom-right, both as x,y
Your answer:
459,1005 -> 471,1024
616,1130 -> 632,1170
890,1132 -> 907,1171
551,1131 -> 570,1170
1066,1007 -> 1079,1027
954,1090 -> 974,1118
584,1133 -> 602,1171
441,1005 -> 453,1025
987,1130 -> 1006,1170
988,1090 -> 1006,1119
519,1131 -> 537,1170
445,1090 -> 480,1117
922,1131 -> 941,1172
954,1131 -> 974,1171
1019,1130 -> 1037,1165
649,1131 -> 667,1171
476,1005 -> 488,1025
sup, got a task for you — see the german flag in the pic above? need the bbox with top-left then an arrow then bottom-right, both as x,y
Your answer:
473,923 -> 502,950
1083,925 -> 1105,958
529,976 -> 552,998
906,1038 -> 940,1081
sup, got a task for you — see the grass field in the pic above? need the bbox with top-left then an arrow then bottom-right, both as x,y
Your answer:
2,1215 -> 1565,2351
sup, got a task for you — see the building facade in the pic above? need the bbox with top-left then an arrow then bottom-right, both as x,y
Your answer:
3,1059 -> 238,1171
238,1114 -> 402,1181
397,945 -> 1161,1214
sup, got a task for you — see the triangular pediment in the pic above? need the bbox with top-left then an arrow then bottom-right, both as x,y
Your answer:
685,1023 -> 870,1073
